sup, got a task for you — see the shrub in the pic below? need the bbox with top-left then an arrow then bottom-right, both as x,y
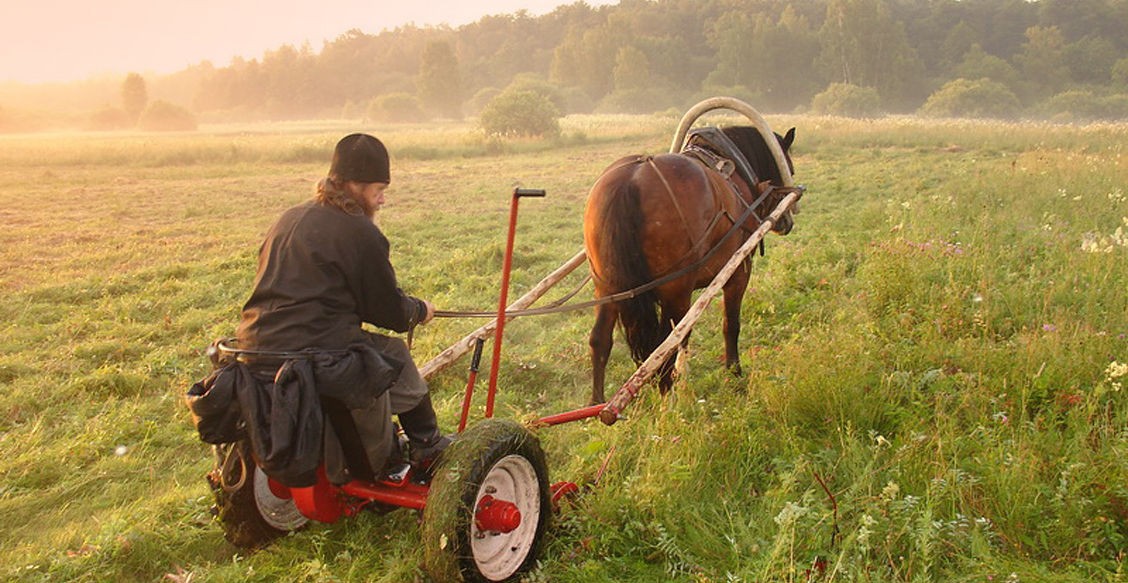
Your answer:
366,92 -> 428,123
810,83 -> 883,118
1040,91 -> 1104,122
503,75 -> 567,113
919,78 -> 1021,119
479,90 -> 561,138
467,87 -> 501,116
138,101 -> 197,131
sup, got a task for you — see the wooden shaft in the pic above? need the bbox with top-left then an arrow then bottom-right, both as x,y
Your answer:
599,191 -> 802,425
418,248 -> 587,379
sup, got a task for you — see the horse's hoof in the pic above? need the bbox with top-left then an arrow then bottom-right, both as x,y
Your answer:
729,364 -> 743,377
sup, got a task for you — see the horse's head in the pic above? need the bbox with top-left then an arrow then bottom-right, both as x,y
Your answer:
773,127 -> 798,233
723,125 -> 800,231
754,180 -> 795,235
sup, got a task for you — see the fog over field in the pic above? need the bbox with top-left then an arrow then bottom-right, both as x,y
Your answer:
2,0 -> 1127,132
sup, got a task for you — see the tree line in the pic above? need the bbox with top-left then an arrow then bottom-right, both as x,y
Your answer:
3,0 -> 1128,131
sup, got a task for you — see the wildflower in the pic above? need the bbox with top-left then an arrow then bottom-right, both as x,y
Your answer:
773,502 -> 809,528
1042,324 -> 1057,332
880,481 -> 900,502
1107,360 -> 1127,392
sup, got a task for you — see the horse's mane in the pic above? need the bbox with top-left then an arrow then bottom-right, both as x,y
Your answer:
721,126 -> 784,185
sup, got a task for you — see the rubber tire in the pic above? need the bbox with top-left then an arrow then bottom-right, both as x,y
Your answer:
207,439 -> 308,549
421,419 -> 551,582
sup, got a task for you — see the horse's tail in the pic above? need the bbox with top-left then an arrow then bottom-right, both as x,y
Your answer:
593,168 -> 664,365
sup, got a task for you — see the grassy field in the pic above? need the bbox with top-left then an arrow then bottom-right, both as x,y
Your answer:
1,113 -> 1125,582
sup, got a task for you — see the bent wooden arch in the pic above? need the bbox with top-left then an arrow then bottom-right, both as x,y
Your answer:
669,97 -> 797,210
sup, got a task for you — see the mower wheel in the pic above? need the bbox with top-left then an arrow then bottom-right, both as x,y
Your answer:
207,440 -> 309,549
421,419 -> 550,582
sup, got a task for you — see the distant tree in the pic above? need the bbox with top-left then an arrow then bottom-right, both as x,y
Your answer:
549,23 -> 618,99
939,21 -> 979,69
1063,36 -> 1120,86
613,45 -> 651,92
137,100 -> 197,131
952,44 -> 1021,92
121,73 -> 148,123
770,5 -> 822,108
417,40 -> 463,119
817,0 -> 925,109
919,78 -> 1022,119
479,89 -> 560,138
1015,26 -> 1068,100
705,12 -> 755,89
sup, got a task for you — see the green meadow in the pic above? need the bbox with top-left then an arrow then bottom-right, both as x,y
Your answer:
0,115 -> 1125,581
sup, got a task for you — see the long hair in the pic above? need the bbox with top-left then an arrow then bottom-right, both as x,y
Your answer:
314,177 -> 365,216
591,164 -> 664,364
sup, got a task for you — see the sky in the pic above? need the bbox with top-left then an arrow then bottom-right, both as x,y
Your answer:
0,0 -> 615,84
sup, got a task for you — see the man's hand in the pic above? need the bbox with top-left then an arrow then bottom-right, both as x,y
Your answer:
420,300 -> 436,325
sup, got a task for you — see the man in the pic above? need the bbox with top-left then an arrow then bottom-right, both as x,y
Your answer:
236,133 -> 449,484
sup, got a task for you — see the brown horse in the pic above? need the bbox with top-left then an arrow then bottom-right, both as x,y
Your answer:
583,126 -> 797,404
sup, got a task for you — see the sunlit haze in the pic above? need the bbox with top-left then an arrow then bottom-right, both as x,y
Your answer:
0,0 -> 615,84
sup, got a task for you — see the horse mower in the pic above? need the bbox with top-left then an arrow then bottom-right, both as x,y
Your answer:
189,98 -> 803,582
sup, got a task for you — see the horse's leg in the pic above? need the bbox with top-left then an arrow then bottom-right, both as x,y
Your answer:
722,262 -> 751,376
657,293 -> 691,394
588,302 -> 618,405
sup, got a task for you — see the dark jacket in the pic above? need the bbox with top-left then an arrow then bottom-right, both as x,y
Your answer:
236,200 -> 427,351
186,340 -> 403,487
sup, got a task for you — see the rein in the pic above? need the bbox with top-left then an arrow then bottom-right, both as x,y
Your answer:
434,184 -> 803,319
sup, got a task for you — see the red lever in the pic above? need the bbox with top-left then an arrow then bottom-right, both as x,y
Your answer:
474,495 -> 522,533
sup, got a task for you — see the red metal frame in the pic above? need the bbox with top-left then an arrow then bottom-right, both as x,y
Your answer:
483,189 -> 532,419
534,403 -> 606,427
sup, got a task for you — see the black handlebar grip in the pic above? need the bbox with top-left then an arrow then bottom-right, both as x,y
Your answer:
514,188 -> 546,198
469,337 -> 485,371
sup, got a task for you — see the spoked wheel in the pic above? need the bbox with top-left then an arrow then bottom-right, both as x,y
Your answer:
208,439 -> 309,549
422,419 -> 551,582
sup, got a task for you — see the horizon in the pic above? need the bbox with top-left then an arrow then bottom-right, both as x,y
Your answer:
0,0 -> 615,85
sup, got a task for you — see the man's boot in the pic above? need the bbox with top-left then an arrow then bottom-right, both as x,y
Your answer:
398,393 -> 452,473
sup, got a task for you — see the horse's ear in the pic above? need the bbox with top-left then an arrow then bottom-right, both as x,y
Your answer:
782,127 -> 796,149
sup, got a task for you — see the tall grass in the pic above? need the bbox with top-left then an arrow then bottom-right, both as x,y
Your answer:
1,115 -> 1124,581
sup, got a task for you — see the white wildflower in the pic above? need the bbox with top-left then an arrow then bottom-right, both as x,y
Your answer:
773,502 -> 809,528
880,481 -> 900,502
1107,360 -> 1127,392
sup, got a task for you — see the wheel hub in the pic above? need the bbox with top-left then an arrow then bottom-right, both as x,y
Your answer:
474,494 -> 521,534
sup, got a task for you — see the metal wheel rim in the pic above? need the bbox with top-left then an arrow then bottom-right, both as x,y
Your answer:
470,454 -> 542,581
252,466 -> 309,531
